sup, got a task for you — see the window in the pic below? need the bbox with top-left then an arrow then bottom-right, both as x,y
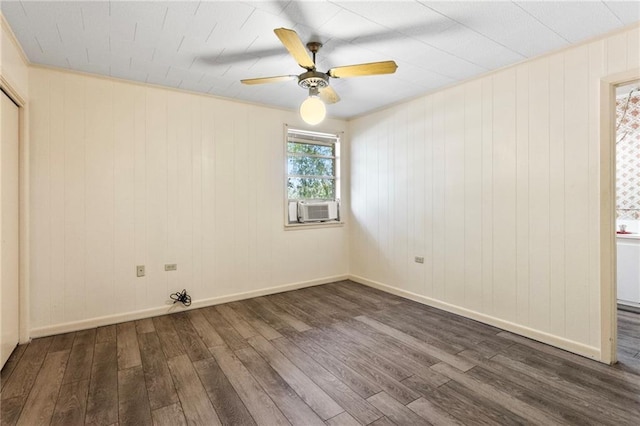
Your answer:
287,128 -> 338,200
285,126 -> 341,225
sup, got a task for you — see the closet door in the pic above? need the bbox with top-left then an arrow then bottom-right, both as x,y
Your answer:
0,89 -> 20,368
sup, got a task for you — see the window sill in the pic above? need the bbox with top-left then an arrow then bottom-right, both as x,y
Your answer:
284,221 -> 344,231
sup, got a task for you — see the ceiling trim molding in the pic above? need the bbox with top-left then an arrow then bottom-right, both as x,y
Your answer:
347,21 -> 640,122
0,11 -> 31,67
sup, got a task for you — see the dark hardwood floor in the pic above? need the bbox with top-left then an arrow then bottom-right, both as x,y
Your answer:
1,281 -> 639,425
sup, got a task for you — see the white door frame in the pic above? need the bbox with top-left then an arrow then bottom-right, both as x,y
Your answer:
0,75 -> 30,344
599,68 -> 640,365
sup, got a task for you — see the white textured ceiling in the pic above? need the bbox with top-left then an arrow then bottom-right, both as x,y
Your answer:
2,1 -> 639,118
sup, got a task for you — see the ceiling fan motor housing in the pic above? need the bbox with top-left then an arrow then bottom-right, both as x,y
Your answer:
298,71 -> 329,89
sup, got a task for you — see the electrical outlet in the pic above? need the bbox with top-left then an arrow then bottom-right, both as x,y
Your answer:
165,264 -> 177,271
414,256 -> 424,264
136,265 -> 145,277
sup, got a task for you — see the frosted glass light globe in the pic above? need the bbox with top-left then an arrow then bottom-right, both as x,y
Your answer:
300,96 -> 326,125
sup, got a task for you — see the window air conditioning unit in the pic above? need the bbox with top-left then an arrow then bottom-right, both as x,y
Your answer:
297,200 -> 339,223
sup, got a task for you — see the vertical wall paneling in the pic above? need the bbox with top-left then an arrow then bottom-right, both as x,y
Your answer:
47,73 -> 64,325
164,92 -> 176,295
253,111 -> 274,289
29,71 -> 51,327
133,85 -> 147,310
260,110 -> 284,280
406,106 -> 416,293
365,118 -> 380,284
233,106 -> 250,292
191,98 -> 203,298
527,58 -> 551,333
214,102 -> 234,295
175,93 -> 195,296
404,106 -> 414,291
548,53 -> 566,337
423,97 -> 434,297
464,81 -> 482,312
63,74 -> 86,323
145,88 -> 169,305
85,77 -> 115,320
113,82 -> 136,315
408,98 -> 426,295
444,87 -> 466,305
515,65 -> 530,326
588,41 -> 606,348
431,92 -> 446,301
378,115 -> 391,286
28,68 -> 348,334
165,93 -> 176,294
360,120 -> 371,282
201,99 -> 216,297
246,107 -> 258,290
480,78 -> 494,314
382,114 -> 393,286
347,121 -> 361,277
380,117 -> 391,286
166,92 -> 181,295
356,117 -> 372,281
491,69 -> 517,323
393,108 -> 408,292
349,26 -> 640,357
563,46 -> 590,344
271,120 -> 290,286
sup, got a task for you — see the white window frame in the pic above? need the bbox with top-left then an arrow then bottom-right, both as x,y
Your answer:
284,124 -> 342,228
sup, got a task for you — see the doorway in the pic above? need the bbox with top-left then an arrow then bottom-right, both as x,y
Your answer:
0,88 -> 20,368
615,80 -> 640,368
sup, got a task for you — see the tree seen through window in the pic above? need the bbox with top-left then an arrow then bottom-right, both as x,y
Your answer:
287,137 -> 337,200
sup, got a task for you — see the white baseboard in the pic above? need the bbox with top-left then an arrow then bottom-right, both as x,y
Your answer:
29,272 -> 603,363
29,275 -> 348,338
348,274 -> 602,362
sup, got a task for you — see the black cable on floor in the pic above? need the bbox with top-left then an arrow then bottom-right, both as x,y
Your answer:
170,289 -> 191,307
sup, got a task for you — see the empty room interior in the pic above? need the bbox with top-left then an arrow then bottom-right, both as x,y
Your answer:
1,1 -> 640,425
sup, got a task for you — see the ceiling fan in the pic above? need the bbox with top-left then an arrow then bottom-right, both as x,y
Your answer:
241,28 -> 398,124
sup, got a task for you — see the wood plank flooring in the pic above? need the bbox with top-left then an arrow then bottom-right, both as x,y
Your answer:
2,280 -> 639,425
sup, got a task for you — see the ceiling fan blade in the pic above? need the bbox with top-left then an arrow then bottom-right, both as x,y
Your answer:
319,86 -> 340,104
241,75 -> 297,85
274,28 -> 315,70
328,61 -> 398,78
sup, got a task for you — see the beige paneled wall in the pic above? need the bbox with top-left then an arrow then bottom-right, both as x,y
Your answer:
28,67 -> 349,335
349,25 -> 640,359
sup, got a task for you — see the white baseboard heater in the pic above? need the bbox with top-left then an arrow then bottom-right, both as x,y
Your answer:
297,200 -> 339,223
